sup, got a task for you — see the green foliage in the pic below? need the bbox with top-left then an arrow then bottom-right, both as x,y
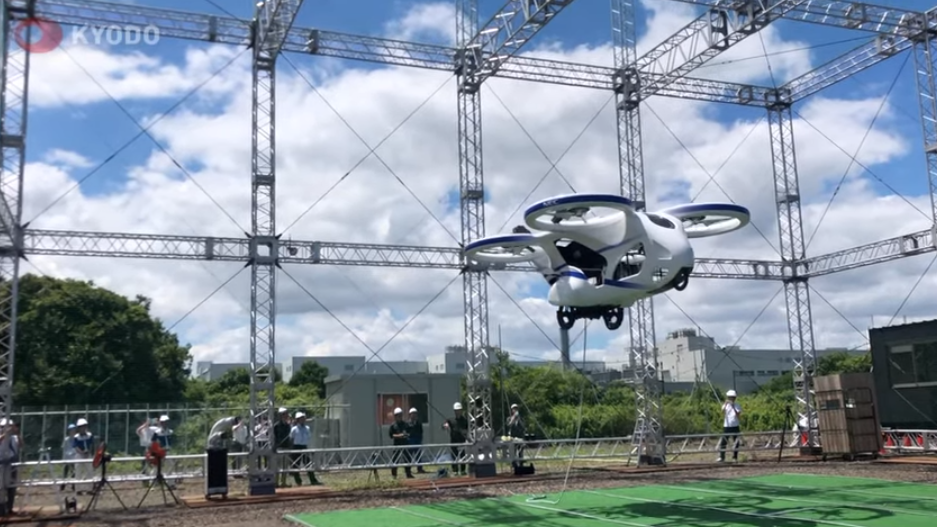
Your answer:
6,271 -> 874,449
468,346 -> 873,440
289,360 -> 329,397
817,350 -> 872,375
8,274 -> 192,406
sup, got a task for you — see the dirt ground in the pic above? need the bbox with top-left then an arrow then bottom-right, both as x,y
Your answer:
12,460 -> 937,526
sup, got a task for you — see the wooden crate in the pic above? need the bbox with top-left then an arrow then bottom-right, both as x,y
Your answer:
814,373 -> 882,456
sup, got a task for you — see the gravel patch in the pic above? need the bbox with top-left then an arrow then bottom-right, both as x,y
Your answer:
23,461 -> 937,527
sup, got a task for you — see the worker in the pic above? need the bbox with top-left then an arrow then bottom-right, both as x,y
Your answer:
207,416 -> 241,449
231,417 -> 249,475
273,408 -> 292,488
0,419 -> 20,515
288,412 -> 320,486
388,408 -> 413,479
72,418 -> 94,494
59,424 -> 77,492
152,415 -> 176,488
718,389 -> 742,462
407,408 -> 426,474
136,418 -> 156,477
443,402 -> 468,476
507,403 -> 527,467
507,404 -> 525,438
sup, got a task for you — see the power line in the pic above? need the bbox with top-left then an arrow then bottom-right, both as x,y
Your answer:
495,92 -> 615,233
28,48 -> 249,229
279,54 -> 459,243
643,102 -> 781,259
695,36 -> 870,71
886,253 -> 937,327
804,52 -> 910,250
280,267 -> 459,422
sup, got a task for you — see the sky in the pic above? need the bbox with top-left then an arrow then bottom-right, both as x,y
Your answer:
14,0 -> 937,372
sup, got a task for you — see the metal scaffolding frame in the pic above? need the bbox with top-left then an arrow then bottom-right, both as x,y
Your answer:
0,0 -> 935,491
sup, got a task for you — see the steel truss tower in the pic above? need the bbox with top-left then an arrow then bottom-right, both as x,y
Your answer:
245,0 -> 305,494
1,0 -> 936,480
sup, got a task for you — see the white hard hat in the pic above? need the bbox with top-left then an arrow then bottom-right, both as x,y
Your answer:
0,419 -> 7,427
278,407 -> 288,414
726,390 -> 737,398
295,412 -> 306,419
453,402 -> 462,411
510,403 -> 519,409
76,418 -> 88,427
409,408 -> 417,414
393,407 -> 403,415
159,415 -> 170,422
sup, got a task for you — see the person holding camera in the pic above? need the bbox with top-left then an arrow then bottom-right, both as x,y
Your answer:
718,390 -> 742,462
388,407 -> 413,479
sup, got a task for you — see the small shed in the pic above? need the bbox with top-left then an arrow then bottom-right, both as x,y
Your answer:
815,372 -> 882,458
324,373 -> 463,448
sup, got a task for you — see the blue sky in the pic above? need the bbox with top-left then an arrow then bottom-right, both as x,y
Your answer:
19,0 -> 937,364
27,0 -> 937,204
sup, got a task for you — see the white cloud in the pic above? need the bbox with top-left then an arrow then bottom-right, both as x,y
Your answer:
43,149 -> 93,168
18,1 -> 935,374
384,2 -> 456,45
28,44 -> 244,108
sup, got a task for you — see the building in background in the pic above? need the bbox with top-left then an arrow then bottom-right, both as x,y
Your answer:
193,361 -> 282,381
870,319 -> 937,429
324,373 -> 462,449
657,328 -> 866,394
282,356 -> 428,383
201,350 -> 614,383
426,347 -> 608,374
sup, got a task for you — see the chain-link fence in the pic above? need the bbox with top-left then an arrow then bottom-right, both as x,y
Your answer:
11,402 -> 351,460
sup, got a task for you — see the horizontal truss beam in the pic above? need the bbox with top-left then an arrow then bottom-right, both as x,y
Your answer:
17,1 -> 933,110
24,226 -> 935,280
669,0 -> 924,34
21,0 -> 778,107
13,432 -> 793,487
465,0 -> 576,83
21,229 -> 784,280
800,227 -> 936,277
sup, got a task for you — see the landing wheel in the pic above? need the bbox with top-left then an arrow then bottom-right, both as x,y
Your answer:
602,307 -> 624,330
556,308 -> 576,330
673,269 -> 690,291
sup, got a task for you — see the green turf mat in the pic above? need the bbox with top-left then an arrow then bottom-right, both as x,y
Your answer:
285,498 -> 606,527
592,484 -> 934,527
761,473 -> 937,497
677,474 -> 937,515
285,475 -> 937,527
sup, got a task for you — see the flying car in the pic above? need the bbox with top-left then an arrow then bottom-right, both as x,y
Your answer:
464,193 -> 751,331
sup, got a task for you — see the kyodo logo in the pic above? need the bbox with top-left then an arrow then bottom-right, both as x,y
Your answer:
14,17 -> 160,53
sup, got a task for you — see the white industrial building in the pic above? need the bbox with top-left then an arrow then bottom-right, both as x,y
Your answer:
658,328 -> 866,393
282,356 -> 428,382
197,350 -> 610,383
193,361 -> 283,381
426,349 -> 607,375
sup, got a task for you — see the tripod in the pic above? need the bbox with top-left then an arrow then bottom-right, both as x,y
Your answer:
136,456 -> 180,508
778,405 -> 797,462
84,455 -> 127,513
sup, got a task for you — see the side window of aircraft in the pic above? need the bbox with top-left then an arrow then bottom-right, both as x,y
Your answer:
646,214 -> 675,229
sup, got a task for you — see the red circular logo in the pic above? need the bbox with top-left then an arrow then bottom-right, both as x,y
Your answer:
13,18 -> 64,53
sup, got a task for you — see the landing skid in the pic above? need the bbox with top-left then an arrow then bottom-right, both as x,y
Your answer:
556,306 -> 624,331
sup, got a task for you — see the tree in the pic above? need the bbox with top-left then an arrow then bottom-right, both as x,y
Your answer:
758,351 -> 872,395
7,274 -> 192,406
289,360 -> 329,397
816,350 -> 871,376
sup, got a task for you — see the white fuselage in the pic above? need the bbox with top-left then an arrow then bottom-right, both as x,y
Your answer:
529,208 -> 694,308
